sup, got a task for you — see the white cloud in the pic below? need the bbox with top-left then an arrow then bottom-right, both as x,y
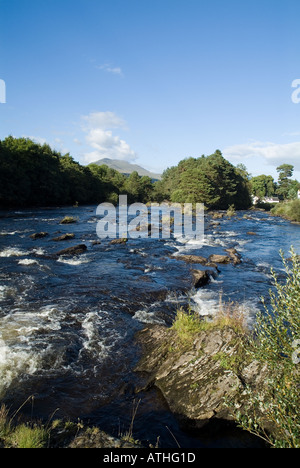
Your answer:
24,135 -> 47,145
223,140 -> 300,170
97,63 -> 123,76
82,111 -> 126,130
81,111 -> 136,163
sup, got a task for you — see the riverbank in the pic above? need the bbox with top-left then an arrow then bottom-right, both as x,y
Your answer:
135,249 -> 300,448
270,199 -> 300,223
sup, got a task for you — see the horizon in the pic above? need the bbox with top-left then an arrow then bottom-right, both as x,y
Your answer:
1,0 -> 300,181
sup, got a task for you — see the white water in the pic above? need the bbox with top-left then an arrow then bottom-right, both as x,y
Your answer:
0,306 -> 64,396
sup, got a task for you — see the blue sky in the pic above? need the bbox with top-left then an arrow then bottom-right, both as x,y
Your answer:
1,0 -> 300,180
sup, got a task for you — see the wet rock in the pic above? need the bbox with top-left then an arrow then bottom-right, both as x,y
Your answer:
175,255 -> 208,265
225,248 -> 242,265
52,233 -> 75,242
191,269 -> 210,288
30,232 -> 49,240
247,232 -> 257,236
209,254 -> 231,264
60,216 -> 77,225
110,238 -> 128,245
55,244 -> 87,256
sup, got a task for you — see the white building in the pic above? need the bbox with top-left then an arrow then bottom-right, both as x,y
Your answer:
298,189 -> 300,200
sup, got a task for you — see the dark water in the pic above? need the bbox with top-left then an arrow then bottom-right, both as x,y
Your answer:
0,206 -> 299,448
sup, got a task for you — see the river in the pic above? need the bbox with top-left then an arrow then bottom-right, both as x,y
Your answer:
0,206 -> 299,448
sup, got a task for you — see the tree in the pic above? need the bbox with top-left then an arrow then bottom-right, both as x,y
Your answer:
276,164 -> 294,200
251,175 -> 276,199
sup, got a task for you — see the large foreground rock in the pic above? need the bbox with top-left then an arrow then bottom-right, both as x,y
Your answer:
135,325 -> 268,431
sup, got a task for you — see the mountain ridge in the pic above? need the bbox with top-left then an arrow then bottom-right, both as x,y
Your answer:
91,158 -> 162,180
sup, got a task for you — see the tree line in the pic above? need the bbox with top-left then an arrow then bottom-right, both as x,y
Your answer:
0,136 -> 298,209
250,164 -> 300,201
0,136 -> 154,207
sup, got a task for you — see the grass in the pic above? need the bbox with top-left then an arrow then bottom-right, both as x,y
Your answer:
9,423 -> 48,448
271,199 -> 300,223
171,296 -> 248,345
0,403 -> 49,448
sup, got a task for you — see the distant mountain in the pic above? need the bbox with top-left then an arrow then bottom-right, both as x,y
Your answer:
92,158 -> 162,181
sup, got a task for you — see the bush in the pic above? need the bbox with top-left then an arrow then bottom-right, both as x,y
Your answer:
234,248 -> 300,448
271,200 -> 300,223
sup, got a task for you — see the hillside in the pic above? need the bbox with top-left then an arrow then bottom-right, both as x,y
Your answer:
93,158 -> 162,180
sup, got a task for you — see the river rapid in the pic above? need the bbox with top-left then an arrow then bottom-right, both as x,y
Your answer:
0,206 -> 299,448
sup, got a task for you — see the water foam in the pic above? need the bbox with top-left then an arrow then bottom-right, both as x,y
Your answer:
57,256 -> 90,266
0,306 -> 63,396
18,259 -> 40,266
0,248 -> 28,257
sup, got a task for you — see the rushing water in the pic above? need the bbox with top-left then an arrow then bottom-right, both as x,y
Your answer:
0,206 -> 299,448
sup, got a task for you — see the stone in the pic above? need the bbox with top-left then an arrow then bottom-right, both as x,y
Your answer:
225,248 -> 242,265
110,238 -> 128,245
209,254 -> 231,264
30,232 -> 48,240
135,324 -> 268,432
175,255 -> 208,265
52,233 -> 75,241
55,244 -> 87,256
191,269 -> 210,288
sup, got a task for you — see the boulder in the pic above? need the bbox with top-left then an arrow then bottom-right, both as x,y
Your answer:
55,244 -> 87,256
175,255 -> 208,265
30,232 -> 48,240
225,248 -> 242,265
191,269 -> 210,288
52,233 -> 75,242
110,238 -> 128,245
209,254 -> 231,264
135,324 -> 268,431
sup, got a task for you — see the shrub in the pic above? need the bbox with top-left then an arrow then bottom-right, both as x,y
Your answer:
234,248 -> 300,448
271,200 -> 300,223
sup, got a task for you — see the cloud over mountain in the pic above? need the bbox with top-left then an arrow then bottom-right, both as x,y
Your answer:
81,112 -> 137,163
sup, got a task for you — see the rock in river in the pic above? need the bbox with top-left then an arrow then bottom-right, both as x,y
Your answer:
52,233 -> 75,242
55,244 -> 87,256
30,232 -> 49,240
191,269 -> 210,288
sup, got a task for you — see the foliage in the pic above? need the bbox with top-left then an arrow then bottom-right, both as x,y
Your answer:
0,137 -> 156,207
276,164 -> 296,200
159,150 -> 252,210
250,175 -> 276,198
271,200 -> 300,223
234,248 -> 300,448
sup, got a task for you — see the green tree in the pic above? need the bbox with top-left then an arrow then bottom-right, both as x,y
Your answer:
276,164 -> 294,200
251,175 -> 276,198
